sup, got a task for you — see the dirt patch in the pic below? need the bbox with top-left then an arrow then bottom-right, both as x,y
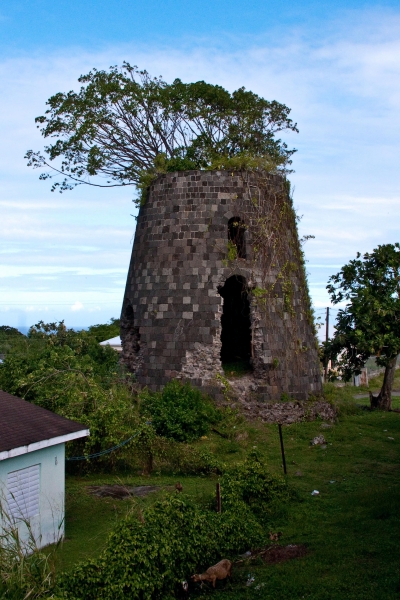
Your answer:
259,544 -> 308,564
236,544 -> 308,566
87,484 -> 160,499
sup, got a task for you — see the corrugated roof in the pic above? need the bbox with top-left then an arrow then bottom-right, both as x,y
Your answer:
0,389 -> 87,454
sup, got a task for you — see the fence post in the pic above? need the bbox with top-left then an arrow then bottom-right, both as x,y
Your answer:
216,482 -> 222,513
278,424 -> 287,475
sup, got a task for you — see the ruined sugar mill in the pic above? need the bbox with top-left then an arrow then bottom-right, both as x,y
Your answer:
120,169 -> 322,402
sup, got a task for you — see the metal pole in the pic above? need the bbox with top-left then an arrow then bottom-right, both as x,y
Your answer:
216,482 -> 221,513
278,424 -> 287,475
324,307 -> 330,382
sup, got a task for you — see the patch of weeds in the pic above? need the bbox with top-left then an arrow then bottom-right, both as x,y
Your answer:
323,382 -> 361,415
217,439 -> 242,455
223,360 -> 253,377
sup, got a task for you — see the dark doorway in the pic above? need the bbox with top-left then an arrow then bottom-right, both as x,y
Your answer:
219,276 -> 252,370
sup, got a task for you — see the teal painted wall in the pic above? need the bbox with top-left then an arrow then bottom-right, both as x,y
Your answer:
0,443 -> 65,549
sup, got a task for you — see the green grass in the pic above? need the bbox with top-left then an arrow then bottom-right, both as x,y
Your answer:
326,369 -> 400,409
56,382 -> 400,598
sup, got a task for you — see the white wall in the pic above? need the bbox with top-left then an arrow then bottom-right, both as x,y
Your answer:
0,443 -> 65,549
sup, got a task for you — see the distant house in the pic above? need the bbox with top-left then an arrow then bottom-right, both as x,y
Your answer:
99,335 -> 122,352
0,390 -> 89,549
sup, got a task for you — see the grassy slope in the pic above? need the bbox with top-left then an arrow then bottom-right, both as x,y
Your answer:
59,378 -> 400,599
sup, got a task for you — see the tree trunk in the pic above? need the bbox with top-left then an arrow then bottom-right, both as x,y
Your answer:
370,356 -> 397,410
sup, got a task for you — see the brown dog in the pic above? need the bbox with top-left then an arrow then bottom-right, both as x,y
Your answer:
191,559 -> 232,588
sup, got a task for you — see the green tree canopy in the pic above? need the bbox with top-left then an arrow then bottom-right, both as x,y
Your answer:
326,243 -> 400,409
26,63 -> 298,203
0,325 -> 24,356
0,320 -> 136,465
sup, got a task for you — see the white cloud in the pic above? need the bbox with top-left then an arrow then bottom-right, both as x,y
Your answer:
71,301 -> 84,312
0,265 -> 127,278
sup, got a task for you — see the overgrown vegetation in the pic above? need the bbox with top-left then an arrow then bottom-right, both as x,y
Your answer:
26,64 -> 298,204
0,320 -> 140,467
59,457 -> 287,600
0,324 -> 230,474
57,381 -> 400,600
140,380 -> 221,442
2,322 -> 400,599
0,503 -> 60,600
0,326 -> 24,356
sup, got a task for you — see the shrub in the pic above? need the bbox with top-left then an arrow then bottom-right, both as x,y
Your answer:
220,452 -> 291,525
160,445 -> 223,475
140,380 -> 220,442
59,456 -> 287,600
60,496 -> 264,600
60,496 -> 217,600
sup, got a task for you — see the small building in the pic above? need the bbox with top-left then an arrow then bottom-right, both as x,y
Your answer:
99,335 -> 122,352
0,390 -> 89,549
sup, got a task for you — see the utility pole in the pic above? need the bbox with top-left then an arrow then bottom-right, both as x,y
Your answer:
324,307 -> 330,382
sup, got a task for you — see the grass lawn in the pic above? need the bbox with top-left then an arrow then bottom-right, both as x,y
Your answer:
58,377 -> 400,599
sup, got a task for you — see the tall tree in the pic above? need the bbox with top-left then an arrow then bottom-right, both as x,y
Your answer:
327,243 -> 400,410
26,63 -> 298,203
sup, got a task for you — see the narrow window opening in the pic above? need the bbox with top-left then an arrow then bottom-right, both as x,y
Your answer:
122,303 -> 141,353
228,217 -> 246,259
125,304 -> 134,320
219,276 -> 252,374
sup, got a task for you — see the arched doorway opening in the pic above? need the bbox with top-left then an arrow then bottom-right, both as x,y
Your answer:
219,276 -> 252,372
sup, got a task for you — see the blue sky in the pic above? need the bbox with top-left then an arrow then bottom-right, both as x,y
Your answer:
1,0 -> 400,336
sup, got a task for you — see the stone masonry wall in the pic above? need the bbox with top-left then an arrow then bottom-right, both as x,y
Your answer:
121,170 -> 322,401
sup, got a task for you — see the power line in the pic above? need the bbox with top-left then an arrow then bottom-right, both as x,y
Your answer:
66,422 -> 152,461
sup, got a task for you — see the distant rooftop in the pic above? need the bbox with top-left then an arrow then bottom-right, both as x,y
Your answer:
99,335 -> 122,352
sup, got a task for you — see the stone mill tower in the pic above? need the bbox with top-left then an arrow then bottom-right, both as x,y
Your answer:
120,170 -> 322,401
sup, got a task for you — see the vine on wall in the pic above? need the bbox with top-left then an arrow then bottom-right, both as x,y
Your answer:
215,169 -> 318,386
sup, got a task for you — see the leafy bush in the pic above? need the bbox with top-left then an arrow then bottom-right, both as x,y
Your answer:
140,380 -> 220,442
59,456 -> 287,600
220,452 -> 291,525
60,496 -> 215,600
128,426 -> 224,475
160,444 -> 223,475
